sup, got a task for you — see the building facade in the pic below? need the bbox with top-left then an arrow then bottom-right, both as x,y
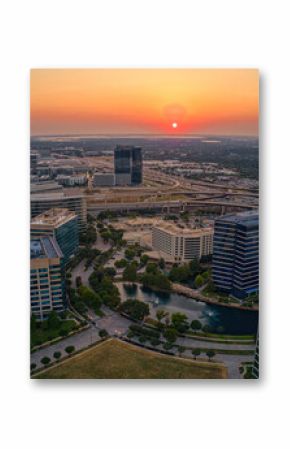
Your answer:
31,192 -> 87,231
212,211 -> 259,299
30,236 -> 65,320
152,222 -> 213,263
114,145 -> 143,186
92,172 -> 115,187
31,208 -> 79,265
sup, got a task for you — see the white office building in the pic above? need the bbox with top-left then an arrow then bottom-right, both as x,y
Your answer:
152,222 -> 213,263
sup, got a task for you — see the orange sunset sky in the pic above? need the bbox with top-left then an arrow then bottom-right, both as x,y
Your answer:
30,69 -> 259,137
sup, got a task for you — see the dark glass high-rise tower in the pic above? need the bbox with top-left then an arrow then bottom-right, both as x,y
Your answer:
114,145 -> 143,185
212,211 -> 259,299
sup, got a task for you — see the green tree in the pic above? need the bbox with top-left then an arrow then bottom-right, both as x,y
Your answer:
171,312 -> 189,333
31,314 -> 37,332
99,329 -> 108,339
177,346 -> 186,357
41,356 -> 51,365
158,258 -> 165,270
53,351 -> 61,360
192,348 -> 201,359
206,349 -> 216,361
47,311 -> 61,330
114,259 -> 128,268
30,363 -> 36,371
125,248 -> 135,260
140,254 -> 149,266
156,309 -> 168,325
123,263 -> 137,282
195,274 -> 204,289
119,299 -> 150,321
189,258 -> 200,275
163,327 -> 177,343
146,263 -> 158,274
191,320 -> 202,332
65,346 -> 75,355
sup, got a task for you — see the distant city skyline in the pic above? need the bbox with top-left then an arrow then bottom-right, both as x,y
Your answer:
31,69 -> 259,137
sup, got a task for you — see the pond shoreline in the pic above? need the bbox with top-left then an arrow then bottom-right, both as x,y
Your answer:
115,280 -> 258,312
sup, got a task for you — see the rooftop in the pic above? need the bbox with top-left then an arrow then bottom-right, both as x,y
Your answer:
216,210 -> 259,225
30,236 -> 63,259
153,221 -> 214,237
31,208 -> 77,228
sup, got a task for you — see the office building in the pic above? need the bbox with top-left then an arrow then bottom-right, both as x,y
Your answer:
152,222 -> 213,263
114,145 -> 143,186
30,153 -> 38,175
31,192 -> 87,231
31,208 -> 79,265
92,172 -> 115,187
212,211 -> 259,299
30,236 -> 65,320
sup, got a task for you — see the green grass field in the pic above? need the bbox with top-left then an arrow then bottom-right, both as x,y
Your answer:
36,339 -> 228,379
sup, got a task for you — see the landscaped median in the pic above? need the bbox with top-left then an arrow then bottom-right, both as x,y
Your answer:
33,338 -> 228,379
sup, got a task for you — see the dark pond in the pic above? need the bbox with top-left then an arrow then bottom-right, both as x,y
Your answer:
117,283 -> 258,335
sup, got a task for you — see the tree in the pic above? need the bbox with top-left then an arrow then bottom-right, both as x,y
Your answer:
53,351 -> 61,359
192,348 -> 201,360
206,349 -> 216,361
31,314 -> 37,332
65,346 -> 75,355
104,267 -> 116,278
177,346 -> 186,357
140,254 -> 149,266
99,329 -> 108,339
163,342 -> 173,351
189,258 -> 200,275
30,363 -> 37,371
146,263 -> 158,274
156,309 -> 168,325
125,248 -> 135,260
158,258 -> 165,270
150,338 -> 160,347
163,327 -> 177,343
123,263 -> 137,282
195,274 -> 204,289
119,299 -> 150,321
76,276 -> 82,288
47,311 -> 61,330
171,312 -> 189,333
169,264 -> 191,283
41,356 -> 51,365
191,320 -> 202,332
114,258 -> 128,269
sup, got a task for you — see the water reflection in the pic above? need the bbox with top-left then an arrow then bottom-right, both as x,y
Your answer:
118,283 -> 258,335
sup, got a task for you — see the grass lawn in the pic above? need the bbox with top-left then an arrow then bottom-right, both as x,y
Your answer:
31,320 -> 78,348
36,339 -> 227,379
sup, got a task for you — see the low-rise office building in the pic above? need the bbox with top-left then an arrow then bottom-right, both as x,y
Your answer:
31,192 -> 87,231
31,208 -> 79,265
30,236 -> 65,320
92,173 -> 115,187
152,222 -> 213,263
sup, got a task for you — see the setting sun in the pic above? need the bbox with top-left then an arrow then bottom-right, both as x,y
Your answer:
172,122 -> 178,129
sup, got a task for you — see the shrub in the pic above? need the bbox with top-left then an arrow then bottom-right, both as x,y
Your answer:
30,363 -> 37,371
138,335 -> 147,343
59,328 -> 69,337
150,338 -> 160,347
129,324 -> 160,339
41,356 -> 51,365
163,327 -> 177,343
163,342 -> 173,351
53,351 -> 61,359
65,346 -> 75,355
99,329 -> 108,338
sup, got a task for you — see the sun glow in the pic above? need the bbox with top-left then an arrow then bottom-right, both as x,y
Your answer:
172,122 -> 178,129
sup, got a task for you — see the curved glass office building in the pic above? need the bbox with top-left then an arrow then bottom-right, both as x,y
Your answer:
212,211 -> 259,299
